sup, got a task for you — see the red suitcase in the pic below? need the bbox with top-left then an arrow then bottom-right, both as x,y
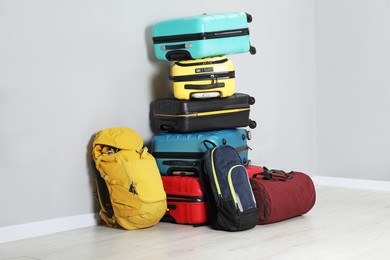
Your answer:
161,176 -> 209,225
249,167 -> 316,224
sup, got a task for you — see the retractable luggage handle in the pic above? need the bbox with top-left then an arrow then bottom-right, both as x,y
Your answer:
161,43 -> 192,50
185,82 -> 225,90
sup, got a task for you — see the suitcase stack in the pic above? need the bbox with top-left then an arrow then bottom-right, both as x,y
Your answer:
149,11 -> 258,225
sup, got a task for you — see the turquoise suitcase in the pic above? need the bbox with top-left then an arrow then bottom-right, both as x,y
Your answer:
151,128 -> 252,176
152,12 -> 256,61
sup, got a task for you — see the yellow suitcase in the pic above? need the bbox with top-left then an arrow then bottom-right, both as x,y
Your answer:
169,56 -> 235,100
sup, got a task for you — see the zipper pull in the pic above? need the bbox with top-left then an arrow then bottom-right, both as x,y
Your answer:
129,182 -> 138,195
139,147 -> 148,159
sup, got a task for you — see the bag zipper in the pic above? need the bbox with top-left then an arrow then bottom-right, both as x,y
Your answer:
166,194 -> 206,202
210,147 -> 222,197
175,57 -> 228,67
228,165 -> 257,212
153,151 -> 204,159
169,71 -> 235,82
153,145 -> 247,159
154,107 -> 250,118
162,160 -> 200,167
153,28 -> 249,44
227,165 -> 241,210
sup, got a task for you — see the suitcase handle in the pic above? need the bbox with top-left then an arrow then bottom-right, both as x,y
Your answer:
185,83 -> 225,90
203,140 -> 217,150
167,167 -> 199,176
162,43 -> 192,50
166,50 -> 192,61
160,124 -> 174,131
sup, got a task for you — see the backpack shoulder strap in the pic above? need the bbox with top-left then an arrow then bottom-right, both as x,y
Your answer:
92,165 -> 114,219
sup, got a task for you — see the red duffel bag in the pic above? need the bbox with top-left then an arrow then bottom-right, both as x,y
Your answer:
249,166 -> 316,224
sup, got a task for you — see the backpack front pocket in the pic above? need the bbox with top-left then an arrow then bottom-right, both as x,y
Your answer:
227,165 -> 257,212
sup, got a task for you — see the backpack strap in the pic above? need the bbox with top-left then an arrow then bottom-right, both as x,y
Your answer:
199,148 -> 218,224
92,165 -> 114,219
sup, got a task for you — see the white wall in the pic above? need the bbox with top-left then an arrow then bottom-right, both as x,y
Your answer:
316,0 -> 390,181
0,0 -> 316,228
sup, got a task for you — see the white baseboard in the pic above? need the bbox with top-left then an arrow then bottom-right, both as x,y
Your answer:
313,176 -> 390,192
2,176 -> 390,244
0,213 -> 97,244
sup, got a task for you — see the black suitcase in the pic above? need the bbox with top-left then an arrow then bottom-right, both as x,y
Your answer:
150,93 -> 257,133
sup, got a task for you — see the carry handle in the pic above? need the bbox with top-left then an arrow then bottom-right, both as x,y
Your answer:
185,82 -> 225,90
203,140 -> 217,150
160,124 -> 174,131
167,204 -> 177,210
162,43 -> 192,50
165,50 -> 192,61
252,167 -> 293,181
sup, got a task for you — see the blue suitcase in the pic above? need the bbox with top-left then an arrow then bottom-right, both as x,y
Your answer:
151,128 -> 251,176
152,12 -> 256,61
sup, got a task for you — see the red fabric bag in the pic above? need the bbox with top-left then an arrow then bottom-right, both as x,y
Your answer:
245,165 -> 264,178
250,167 -> 316,224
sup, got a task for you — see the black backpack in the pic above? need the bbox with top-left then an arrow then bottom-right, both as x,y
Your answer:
202,144 -> 259,231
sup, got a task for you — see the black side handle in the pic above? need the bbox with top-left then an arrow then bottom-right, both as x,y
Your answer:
163,43 -> 191,50
203,140 -> 217,150
160,125 -> 174,131
166,50 -> 193,61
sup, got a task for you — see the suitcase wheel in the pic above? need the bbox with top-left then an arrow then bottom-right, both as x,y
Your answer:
249,45 -> 257,55
248,96 -> 256,105
245,13 -> 253,23
249,120 -> 257,129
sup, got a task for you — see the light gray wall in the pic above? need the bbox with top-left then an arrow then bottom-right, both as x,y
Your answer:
316,0 -> 390,181
0,0 -> 316,227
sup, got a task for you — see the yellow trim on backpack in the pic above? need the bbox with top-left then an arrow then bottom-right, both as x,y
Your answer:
228,165 -> 242,208
210,147 -> 222,197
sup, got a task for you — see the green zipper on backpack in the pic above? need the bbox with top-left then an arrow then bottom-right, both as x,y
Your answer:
210,147 -> 222,197
228,165 -> 242,209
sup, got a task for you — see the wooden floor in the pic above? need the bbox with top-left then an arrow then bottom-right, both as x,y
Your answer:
1,186 -> 390,260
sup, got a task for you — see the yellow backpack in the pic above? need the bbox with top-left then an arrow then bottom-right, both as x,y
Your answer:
92,127 -> 167,230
